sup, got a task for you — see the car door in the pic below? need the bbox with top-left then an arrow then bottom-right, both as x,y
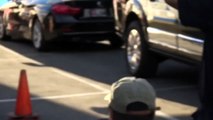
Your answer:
145,0 -> 204,62
144,0 -> 179,55
177,22 -> 204,62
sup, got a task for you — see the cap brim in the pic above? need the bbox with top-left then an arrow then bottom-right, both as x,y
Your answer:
104,93 -> 111,103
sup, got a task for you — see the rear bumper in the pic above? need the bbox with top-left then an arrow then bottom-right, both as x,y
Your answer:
43,15 -> 115,41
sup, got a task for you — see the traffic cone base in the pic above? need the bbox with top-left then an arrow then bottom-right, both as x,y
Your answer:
8,113 -> 39,120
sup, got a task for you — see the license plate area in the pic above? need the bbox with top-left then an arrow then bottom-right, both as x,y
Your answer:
84,8 -> 107,17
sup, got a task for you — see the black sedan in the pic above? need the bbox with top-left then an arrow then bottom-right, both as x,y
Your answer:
0,0 -> 122,51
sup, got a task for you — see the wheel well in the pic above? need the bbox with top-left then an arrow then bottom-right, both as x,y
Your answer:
125,12 -> 140,32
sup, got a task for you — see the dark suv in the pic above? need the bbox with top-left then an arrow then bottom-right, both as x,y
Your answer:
114,0 -> 204,77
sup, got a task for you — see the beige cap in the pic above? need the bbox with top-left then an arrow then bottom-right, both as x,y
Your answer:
105,77 -> 156,114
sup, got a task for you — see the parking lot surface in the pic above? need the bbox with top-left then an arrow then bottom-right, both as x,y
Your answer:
0,41 -> 200,120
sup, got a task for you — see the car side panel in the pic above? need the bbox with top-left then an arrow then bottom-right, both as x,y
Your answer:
143,0 -> 203,62
144,0 -> 179,55
114,0 -> 148,35
177,26 -> 204,61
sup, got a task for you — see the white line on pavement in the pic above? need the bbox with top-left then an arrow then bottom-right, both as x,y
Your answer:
50,68 -> 110,92
0,91 -> 107,103
0,45 -> 42,64
0,45 -> 183,120
0,45 -> 109,92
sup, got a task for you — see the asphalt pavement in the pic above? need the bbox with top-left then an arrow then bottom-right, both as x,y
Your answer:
0,41 -> 200,120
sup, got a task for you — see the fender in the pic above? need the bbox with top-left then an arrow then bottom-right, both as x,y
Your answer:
123,0 -> 148,33
28,4 -> 53,40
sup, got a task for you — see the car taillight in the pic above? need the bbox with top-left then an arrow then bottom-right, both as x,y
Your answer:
52,5 -> 81,15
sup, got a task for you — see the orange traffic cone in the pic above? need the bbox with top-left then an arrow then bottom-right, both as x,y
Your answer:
9,69 -> 39,120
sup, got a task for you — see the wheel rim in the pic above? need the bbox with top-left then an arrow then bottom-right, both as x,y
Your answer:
0,17 -> 4,39
127,29 -> 142,73
32,21 -> 42,49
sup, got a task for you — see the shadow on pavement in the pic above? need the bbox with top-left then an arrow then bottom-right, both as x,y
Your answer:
0,39 -> 200,120
0,84 -> 190,120
0,84 -> 107,120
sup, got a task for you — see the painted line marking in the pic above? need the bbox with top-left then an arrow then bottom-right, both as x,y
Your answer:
50,68 -> 109,92
0,45 -> 109,92
0,45 -> 42,64
0,45 -> 187,120
0,91 -> 108,103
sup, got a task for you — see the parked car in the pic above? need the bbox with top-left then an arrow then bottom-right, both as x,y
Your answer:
0,0 -> 122,51
113,0 -> 204,77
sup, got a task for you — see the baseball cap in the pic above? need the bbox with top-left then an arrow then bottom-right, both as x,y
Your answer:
105,77 -> 158,114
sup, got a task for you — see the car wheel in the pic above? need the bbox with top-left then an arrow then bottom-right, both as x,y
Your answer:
0,16 -> 9,41
32,19 -> 47,51
109,34 -> 124,48
125,21 -> 158,77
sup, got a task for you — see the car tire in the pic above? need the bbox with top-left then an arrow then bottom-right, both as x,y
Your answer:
32,19 -> 48,51
125,21 -> 158,78
0,16 -> 10,41
109,34 -> 124,48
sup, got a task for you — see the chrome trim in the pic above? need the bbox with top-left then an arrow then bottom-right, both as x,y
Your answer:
178,33 -> 203,61
153,16 -> 177,23
149,39 -> 177,50
147,27 -> 176,36
147,27 -> 177,50
147,27 -> 203,61
178,34 -> 204,43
